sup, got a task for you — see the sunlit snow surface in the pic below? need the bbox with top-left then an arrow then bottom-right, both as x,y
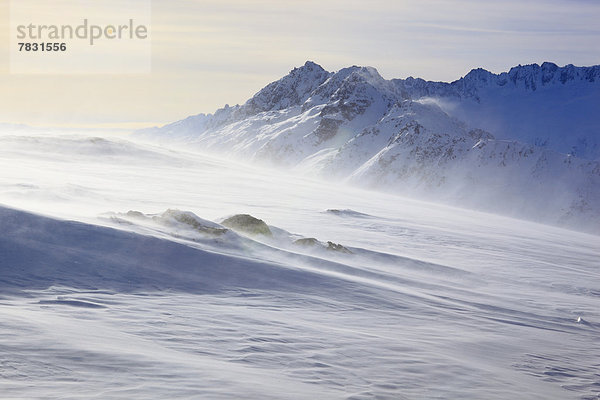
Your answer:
0,132 -> 599,399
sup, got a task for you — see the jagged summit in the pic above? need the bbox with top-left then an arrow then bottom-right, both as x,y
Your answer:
244,61 -> 331,114
294,61 -> 327,76
457,62 -> 600,90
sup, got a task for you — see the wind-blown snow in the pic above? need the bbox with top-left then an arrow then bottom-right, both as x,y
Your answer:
137,61 -> 600,234
0,131 -> 599,399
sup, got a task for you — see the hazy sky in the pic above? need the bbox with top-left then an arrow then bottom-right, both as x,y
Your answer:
0,0 -> 599,129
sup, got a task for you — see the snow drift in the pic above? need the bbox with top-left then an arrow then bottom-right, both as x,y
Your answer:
0,130 -> 599,399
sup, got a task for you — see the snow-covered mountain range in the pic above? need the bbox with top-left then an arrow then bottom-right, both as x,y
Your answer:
137,61 -> 600,233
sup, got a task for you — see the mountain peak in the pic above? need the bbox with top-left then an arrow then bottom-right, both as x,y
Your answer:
287,60 -> 328,79
243,61 -> 331,114
462,67 -> 495,83
333,65 -> 383,82
300,60 -> 324,70
540,61 -> 559,71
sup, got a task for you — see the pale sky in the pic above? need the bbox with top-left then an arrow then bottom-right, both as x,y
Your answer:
0,0 -> 599,129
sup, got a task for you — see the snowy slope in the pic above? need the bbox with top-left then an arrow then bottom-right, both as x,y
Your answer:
319,100 -> 600,231
0,131 -> 599,399
136,61 -> 600,233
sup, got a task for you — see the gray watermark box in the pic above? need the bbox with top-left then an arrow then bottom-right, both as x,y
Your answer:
10,0 -> 151,74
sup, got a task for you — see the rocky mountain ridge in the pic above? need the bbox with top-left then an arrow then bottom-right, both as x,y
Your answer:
137,61 -> 600,233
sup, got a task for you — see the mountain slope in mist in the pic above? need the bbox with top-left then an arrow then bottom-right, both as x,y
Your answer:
137,61 -> 600,233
